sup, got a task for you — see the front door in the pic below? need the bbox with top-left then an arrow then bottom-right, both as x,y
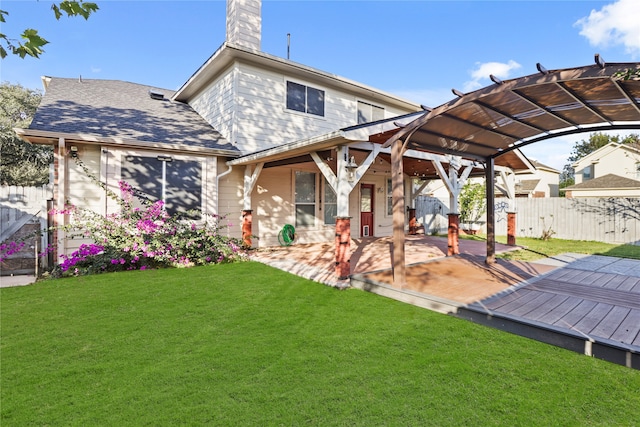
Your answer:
360,184 -> 374,237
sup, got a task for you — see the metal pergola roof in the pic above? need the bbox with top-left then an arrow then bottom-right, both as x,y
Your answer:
384,58 -> 640,287
385,58 -> 640,161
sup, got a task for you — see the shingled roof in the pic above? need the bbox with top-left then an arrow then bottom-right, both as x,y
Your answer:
564,173 -> 640,190
29,77 -> 237,152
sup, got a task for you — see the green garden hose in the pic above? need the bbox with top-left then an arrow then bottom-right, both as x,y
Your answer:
278,224 -> 296,246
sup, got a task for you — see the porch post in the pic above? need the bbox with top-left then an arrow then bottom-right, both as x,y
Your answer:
335,217 -> 351,279
391,137 -> 406,287
241,210 -> 253,247
507,211 -> 516,246
408,208 -> 417,235
447,213 -> 459,255
485,157 -> 496,264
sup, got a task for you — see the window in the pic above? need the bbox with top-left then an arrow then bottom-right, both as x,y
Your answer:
323,179 -> 337,225
582,164 -> 594,180
286,81 -> 325,116
295,171 -> 316,227
121,156 -> 202,216
636,162 -> 640,180
386,178 -> 393,216
357,101 -> 384,124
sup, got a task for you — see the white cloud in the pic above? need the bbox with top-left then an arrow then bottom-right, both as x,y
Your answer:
463,60 -> 521,93
91,66 -> 102,73
575,0 -> 640,57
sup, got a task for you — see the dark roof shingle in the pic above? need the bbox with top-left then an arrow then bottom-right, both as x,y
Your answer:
564,174 -> 640,190
30,78 -> 236,152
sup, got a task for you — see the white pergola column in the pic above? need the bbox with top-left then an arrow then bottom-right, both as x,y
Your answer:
311,144 -> 381,279
431,155 -> 474,214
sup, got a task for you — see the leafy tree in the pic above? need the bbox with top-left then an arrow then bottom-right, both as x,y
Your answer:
559,132 -> 640,194
1,1 -> 98,59
0,82 -> 52,186
459,182 -> 486,227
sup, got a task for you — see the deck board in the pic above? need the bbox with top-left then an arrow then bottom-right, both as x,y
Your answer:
618,276 -> 640,292
554,300 -> 598,330
590,306 -> 631,339
610,309 -> 640,346
530,279 -> 640,309
489,290 -> 545,313
525,294 -> 570,321
601,274 -> 628,289
536,296 -> 583,324
573,303 -> 614,334
508,292 -> 557,317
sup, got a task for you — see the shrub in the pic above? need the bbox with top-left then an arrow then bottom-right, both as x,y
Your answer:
48,160 -> 245,278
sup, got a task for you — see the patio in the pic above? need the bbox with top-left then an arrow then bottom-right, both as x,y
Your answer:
249,236 -> 640,368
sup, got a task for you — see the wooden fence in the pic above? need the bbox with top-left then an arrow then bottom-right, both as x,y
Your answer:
415,196 -> 640,245
0,185 -> 52,275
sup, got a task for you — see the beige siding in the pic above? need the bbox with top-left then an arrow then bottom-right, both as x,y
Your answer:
217,62 -> 417,153
65,144 -> 103,254
189,66 -> 236,144
246,163 -> 398,247
63,145 -> 221,256
574,145 -> 640,183
216,158 -> 243,240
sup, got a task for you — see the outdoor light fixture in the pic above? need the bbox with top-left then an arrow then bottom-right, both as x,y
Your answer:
69,146 -> 78,158
345,155 -> 358,182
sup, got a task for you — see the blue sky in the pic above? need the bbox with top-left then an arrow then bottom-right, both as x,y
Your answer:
2,0 -> 639,170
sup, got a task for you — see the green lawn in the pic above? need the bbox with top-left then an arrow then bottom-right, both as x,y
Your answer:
2,263 -> 639,426
459,234 -> 640,262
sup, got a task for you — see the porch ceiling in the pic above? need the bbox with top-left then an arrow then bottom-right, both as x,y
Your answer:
384,59 -> 640,162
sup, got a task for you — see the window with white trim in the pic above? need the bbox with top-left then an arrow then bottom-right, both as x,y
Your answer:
323,178 -> 337,225
286,81 -> 325,116
295,171 -> 316,227
121,155 -> 202,216
582,164 -> 594,180
357,101 -> 384,124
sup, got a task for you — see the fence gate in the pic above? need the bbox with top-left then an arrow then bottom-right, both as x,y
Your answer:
1,185 -> 52,276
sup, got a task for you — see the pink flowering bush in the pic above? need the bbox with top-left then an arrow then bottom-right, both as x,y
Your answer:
0,241 -> 26,262
49,161 -> 245,278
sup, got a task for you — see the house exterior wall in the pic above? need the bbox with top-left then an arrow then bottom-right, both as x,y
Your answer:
537,169 -> 560,197
574,144 -> 640,184
189,66 -> 238,148
59,143 -> 224,257
216,158 -> 244,240
190,61 -> 415,154
242,162 -> 400,247
64,144 -> 104,254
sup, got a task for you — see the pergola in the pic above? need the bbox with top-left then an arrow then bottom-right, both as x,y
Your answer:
383,57 -> 640,286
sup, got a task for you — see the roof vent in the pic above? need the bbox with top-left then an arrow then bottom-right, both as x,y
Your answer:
149,90 -> 165,100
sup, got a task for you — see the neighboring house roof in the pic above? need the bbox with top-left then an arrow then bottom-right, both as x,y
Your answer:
563,173 -> 640,190
515,179 -> 540,194
528,160 -> 560,173
27,77 -> 238,153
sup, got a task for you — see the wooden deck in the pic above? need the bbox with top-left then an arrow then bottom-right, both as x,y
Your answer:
460,254 -> 640,368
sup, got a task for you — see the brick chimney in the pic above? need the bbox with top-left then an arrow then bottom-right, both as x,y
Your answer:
226,0 -> 261,51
